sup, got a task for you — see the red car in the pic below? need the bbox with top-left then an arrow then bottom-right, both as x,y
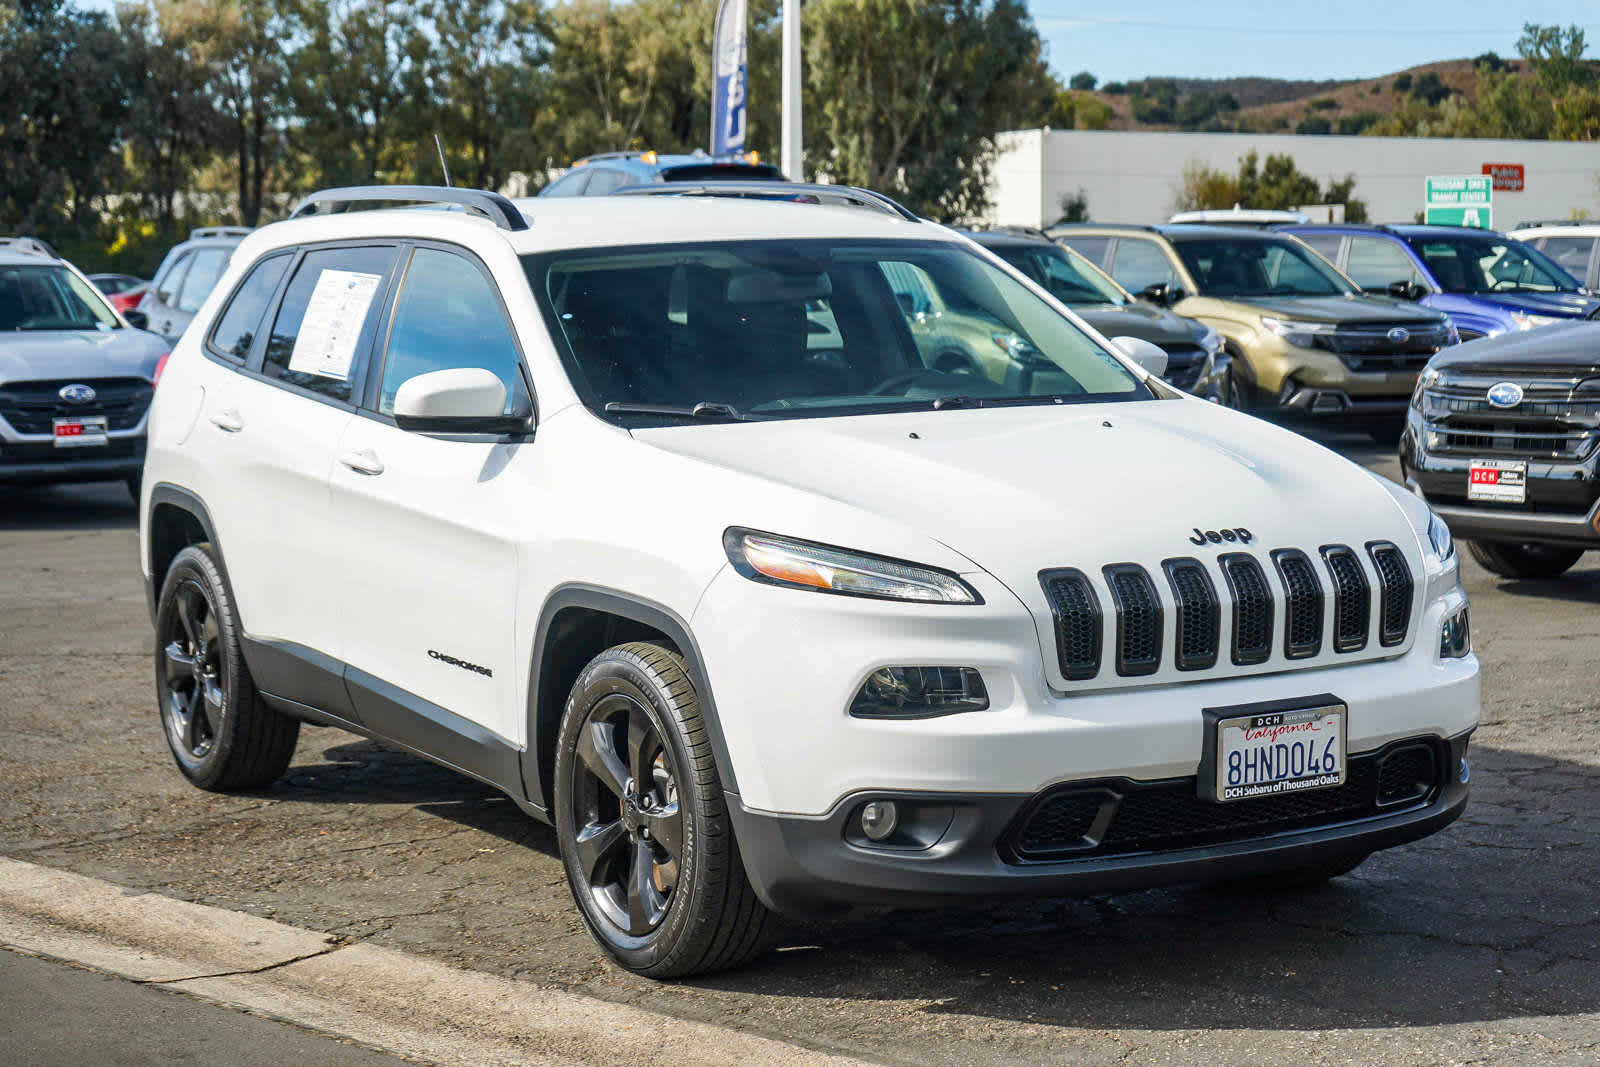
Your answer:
88,273 -> 149,314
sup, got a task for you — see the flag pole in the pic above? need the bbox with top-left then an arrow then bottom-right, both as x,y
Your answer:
781,0 -> 802,179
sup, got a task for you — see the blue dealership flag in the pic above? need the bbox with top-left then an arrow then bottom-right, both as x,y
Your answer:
711,0 -> 748,155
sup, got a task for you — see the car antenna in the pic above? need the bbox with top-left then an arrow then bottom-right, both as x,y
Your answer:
434,133 -> 453,188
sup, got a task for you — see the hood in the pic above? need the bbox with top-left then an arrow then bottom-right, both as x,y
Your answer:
1452,290 -> 1600,318
0,328 -> 168,385
634,400 -> 1415,597
1430,319 -> 1600,373
1229,294 -> 1445,325
1071,302 -> 1200,348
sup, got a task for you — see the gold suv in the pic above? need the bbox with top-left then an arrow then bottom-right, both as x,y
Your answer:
1053,224 -> 1459,440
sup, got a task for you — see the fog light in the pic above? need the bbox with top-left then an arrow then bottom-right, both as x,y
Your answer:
1440,604 -> 1471,659
859,801 -> 898,842
849,666 -> 989,719
1458,757 -> 1471,784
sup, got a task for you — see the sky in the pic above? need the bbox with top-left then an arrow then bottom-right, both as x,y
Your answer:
1030,0 -> 1600,82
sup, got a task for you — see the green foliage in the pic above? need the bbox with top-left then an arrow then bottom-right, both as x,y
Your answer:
1308,97 -> 1338,111
1054,187 -> 1088,224
1473,51 -> 1509,74
804,0 -> 1053,221
1516,23 -> 1593,92
1068,70 -> 1095,91
1175,150 -> 1368,222
1176,90 -> 1237,129
1392,72 -> 1412,92
1408,71 -> 1450,105
1042,88 -> 1111,131
1101,81 -> 1126,94
1335,112 -> 1378,135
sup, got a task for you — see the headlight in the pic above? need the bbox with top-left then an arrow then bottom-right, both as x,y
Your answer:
1510,311 -> 1561,330
1197,324 -> 1225,355
1427,509 -> 1455,562
1412,365 -> 1441,410
724,529 -> 980,604
1260,316 -> 1335,348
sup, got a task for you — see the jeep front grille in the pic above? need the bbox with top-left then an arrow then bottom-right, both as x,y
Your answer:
1040,542 -> 1414,684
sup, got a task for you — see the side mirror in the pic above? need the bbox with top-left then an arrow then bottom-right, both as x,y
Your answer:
1112,336 -> 1169,379
1137,283 -> 1169,305
124,309 -> 149,330
1387,280 -> 1423,301
393,368 -> 530,435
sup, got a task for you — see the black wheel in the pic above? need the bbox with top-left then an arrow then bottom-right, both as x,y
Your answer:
1222,349 -> 1256,411
1467,540 -> 1586,579
1215,852 -> 1370,893
555,642 -> 773,978
155,544 -> 298,791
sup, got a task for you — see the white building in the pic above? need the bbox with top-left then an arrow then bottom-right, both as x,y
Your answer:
989,128 -> 1600,229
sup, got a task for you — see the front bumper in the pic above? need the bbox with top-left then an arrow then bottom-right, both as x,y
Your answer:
1235,333 -> 1422,413
730,732 -> 1471,915
0,437 -> 145,485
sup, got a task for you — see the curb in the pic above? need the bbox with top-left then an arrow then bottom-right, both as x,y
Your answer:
0,857 -> 868,1066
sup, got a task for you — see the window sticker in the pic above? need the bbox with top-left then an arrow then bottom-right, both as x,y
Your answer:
287,269 -> 383,381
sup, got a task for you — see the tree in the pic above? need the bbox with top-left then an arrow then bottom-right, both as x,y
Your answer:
1053,187 -> 1088,224
1517,23 -> 1593,93
1175,150 -> 1368,221
1068,70 -> 1095,91
804,0 -> 1053,220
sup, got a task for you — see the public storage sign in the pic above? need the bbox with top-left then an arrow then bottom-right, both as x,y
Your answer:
1482,163 -> 1525,192
1425,175 -> 1493,228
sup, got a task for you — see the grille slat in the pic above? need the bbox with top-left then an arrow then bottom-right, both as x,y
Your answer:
1219,554 -> 1273,666
1040,569 -> 1102,681
1367,542 -> 1414,647
1162,558 -> 1219,671
1321,545 -> 1371,653
1103,564 -> 1162,677
1271,549 -> 1324,659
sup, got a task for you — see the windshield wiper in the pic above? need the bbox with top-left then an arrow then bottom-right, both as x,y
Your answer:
930,395 -> 976,410
602,401 -> 757,422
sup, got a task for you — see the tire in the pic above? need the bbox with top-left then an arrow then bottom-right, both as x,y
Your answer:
1216,852 -> 1370,893
554,642 -> 773,978
154,543 -> 299,791
1467,540 -> 1586,579
1222,348 -> 1256,412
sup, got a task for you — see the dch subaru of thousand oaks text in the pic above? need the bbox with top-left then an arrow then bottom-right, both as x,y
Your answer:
137,186 -> 1479,978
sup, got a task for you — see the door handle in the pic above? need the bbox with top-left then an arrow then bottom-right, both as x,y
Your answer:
338,448 -> 384,476
209,408 -> 243,433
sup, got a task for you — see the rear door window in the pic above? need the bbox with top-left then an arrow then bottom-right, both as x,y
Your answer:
154,252 -> 191,305
541,170 -> 592,197
208,253 -> 291,362
1538,236 -> 1597,280
175,248 -> 230,313
1345,237 -> 1424,292
1295,233 -> 1344,264
375,246 -> 530,416
1109,238 -> 1179,294
260,246 -> 396,403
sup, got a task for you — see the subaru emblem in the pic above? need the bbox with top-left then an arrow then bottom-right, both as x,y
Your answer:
1386,327 -> 1410,344
1487,382 -> 1524,409
58,383 -> 96,405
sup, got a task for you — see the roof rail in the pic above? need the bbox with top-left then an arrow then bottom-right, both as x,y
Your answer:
0,236 -> 58,258
1512,218 -> 1595,230
288,186 -> 529,232
610,181 -> 919,222
189,226 -> 253,241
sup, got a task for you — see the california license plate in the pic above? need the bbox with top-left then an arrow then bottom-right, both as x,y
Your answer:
1201,699 -> 1347,803
52,415 -> 108,448
1468,458 -> 1526,503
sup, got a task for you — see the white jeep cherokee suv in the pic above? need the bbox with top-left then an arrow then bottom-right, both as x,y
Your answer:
139,186 -> 1479,978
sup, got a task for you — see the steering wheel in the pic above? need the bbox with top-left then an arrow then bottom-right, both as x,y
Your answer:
1489,278 -> 1521,291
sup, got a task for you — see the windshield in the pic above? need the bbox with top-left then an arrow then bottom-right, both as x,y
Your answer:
523,239 -> 1151,424
990,244 -> 1128,306
0,265 -> 121,331
1173,238 -> 1354,298
1406,235 -> 1579,295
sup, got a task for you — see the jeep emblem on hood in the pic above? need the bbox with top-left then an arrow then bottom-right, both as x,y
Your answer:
58,384 -> 96,404
1487,382 -> 1524,408
1190,527 -> 1253,546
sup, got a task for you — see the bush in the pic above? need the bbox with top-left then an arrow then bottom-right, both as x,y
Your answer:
1295,116 -> 1333,134
1393,72 -> 1413,91
1069,70 -> 1097,91
1410,71 -> 1452,105
1102,81 -> 1127,94
1055,188 -> 1089,223
1310,97 -> 1339,111
1132,95 -> 1175,124
1336,112 -> 1379,134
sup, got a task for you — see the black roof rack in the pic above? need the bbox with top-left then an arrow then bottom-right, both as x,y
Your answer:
289,186 -> 528,232
1045,222 -> 1157,234
610,181 -> 920,222
0,236 -> 59,258
189,226 -> 253,241
1512,218 -> 1596,230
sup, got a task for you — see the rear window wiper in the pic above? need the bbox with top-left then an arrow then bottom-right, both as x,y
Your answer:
602,401 -> 758,422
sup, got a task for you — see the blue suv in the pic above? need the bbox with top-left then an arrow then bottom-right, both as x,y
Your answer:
538,150 -> 785,197
1282,224 -> 1599,340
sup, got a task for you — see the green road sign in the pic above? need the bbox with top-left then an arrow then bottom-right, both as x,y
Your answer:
1424,176 -> 1492,228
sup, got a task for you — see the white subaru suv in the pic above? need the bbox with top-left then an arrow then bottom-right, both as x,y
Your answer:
139,186 -> 1479,978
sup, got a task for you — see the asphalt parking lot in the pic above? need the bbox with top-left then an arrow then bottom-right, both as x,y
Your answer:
2,431 -> 1597,1066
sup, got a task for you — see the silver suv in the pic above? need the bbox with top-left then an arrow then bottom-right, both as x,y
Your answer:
137,226 -> 253,342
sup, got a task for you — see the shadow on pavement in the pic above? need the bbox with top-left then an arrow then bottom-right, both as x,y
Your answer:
0,483 -> 136,531
1481,565 -> 1600,606
258,734 -> 1597,1034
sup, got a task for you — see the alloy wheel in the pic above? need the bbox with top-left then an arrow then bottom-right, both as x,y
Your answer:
160,580 -> 224,760
568,694 -> 685,941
